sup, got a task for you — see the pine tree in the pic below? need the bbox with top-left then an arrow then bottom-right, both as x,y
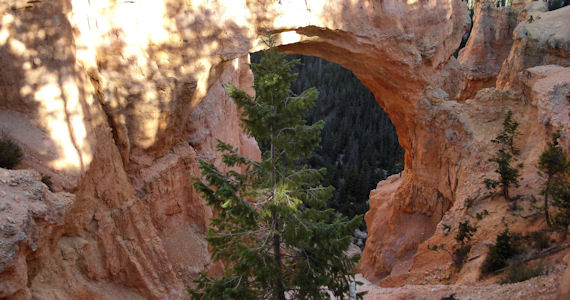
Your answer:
481,228 -> 518,274
552,183 -> 570,234
538,129 -> 570,227
455,220 -> 477,246
484,110 -> 523,208
190,37 -> 364,299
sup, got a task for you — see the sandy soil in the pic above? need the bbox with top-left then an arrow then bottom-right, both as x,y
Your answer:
355,270 -> 562,300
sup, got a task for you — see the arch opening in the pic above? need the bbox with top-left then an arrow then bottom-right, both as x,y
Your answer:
255,32 -> 467,283
250,52 -> 404,232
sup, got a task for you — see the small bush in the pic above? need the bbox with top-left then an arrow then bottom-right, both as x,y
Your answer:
441,294 -> 460,300
476,209 -> 489,220
453,244 -> 472,270
41,175 -> 54,192
455,220 -> 477,245
526,231 -> 550,250
500,263 -> 545,284
0,137 -> 23,169
481,228 -> 519,274
552,183 -> 570,235
428,244 -> 445,251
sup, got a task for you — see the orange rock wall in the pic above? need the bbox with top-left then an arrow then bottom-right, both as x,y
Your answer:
360,4 -> 570,286
457,2 -> 519,100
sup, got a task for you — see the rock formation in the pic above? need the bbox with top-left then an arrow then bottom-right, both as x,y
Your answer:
0,0 -> 568,298
361,3 -> 570,288
0,169 -> 73,299
497,3 -> 570,89
457,2 -> 519,100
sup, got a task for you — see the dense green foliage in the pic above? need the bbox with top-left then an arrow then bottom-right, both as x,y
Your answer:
251,53 -> 402,221
190,39 -> 363,299
500,262 -> 545,284
524,231 -> 550,250
552,183 -> 570,233
552,184 -> 570,233
538,129 -> 570,227
455,220 -> 477,245
0,137 -> 23,169
484,110 -> 522,206
481,228 -> 519,274
452,244 -> 472,271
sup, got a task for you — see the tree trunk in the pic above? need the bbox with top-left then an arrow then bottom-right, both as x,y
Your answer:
272,207 -> 286,300
269,91 -> 285,300
545,177 -> 552,227
504,184 -> 517,210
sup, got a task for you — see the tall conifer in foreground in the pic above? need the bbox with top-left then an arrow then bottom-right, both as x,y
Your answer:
189,37 -> 363,300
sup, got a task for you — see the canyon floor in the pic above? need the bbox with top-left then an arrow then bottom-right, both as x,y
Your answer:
357,270 -> 563,300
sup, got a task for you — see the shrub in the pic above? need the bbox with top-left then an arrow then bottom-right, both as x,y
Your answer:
41,175 -> 54,192
453,244 -> 472,271
476,209 -> 489,220
500,262 -> 545,284
481,228 -> 519,274
552,184 -> 570,234
525,231 -> 550,250
455,220 -> 477,245
0,137 -> 23,169
428,244 -> 445,251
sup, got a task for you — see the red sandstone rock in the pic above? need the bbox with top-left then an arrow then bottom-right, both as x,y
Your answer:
457,3 -> 518,100
497,5 -> 570,89
0,169 -> 73,298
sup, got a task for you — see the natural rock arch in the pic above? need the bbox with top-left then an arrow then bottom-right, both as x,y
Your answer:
264,2 -> 471,281
0,0 -> 469,297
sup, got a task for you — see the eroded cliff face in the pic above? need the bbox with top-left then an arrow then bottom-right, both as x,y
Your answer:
360,3 -> 570,288
0,0 -> 568,298
0,169 -> 74,299
0,1 -> 260,295
457,3 -> 519,100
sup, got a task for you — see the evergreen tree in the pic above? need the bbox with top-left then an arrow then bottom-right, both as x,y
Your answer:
481,228 -> 518,274
538,129 -> 570,227
190,37 -> 364,300
484,110 -> 523,208
455,220 -> 477,246
552,182 -> 570,234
